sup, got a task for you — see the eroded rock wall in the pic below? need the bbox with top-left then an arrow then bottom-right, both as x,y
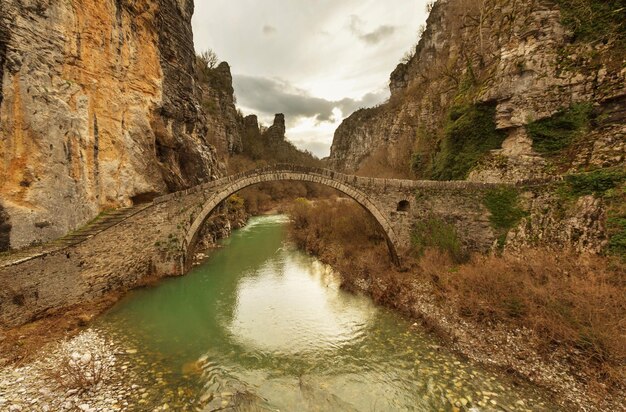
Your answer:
328,0 -> 625,180
0,0 -> 236,250
199,62 -> 244,156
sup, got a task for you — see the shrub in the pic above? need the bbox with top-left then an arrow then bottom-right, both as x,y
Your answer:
435,250 -> 626,383
411,217 -> 464,262
43,330 -> 115,392
430,103 -> 506,180
287,198 -> 390,266
526,103 -> 593,155
483,187 -> 527,247
226,194 -> 245,212
565,169 -> 626,196
556,0 -> 626,47
483,187 -> 526,229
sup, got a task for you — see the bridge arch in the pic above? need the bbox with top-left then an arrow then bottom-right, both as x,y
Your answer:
183,166 -> 401,267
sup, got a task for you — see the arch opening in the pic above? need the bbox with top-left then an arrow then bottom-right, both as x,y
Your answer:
183,170 -> 401,269
397,200 -> 410,212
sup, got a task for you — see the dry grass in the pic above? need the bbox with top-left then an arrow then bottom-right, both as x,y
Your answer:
425,250 -> 626,385
44,330 -> 114,392
289,198 -> 389,262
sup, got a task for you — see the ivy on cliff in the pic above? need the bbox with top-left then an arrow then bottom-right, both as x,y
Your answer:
525,103 -> 594,156
483,187 -> 527,249
560,168 -> 626,260
556,0 -> 626,48
428,103 -> 507,181
411,216 -> 464,262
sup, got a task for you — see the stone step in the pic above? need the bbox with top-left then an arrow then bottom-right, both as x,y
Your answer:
1,205 -> 146,266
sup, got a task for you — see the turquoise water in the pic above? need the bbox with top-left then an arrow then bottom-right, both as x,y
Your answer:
96,215 -> 555,411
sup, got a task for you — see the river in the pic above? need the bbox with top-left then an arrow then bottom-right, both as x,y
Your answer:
94,215 -> 556,411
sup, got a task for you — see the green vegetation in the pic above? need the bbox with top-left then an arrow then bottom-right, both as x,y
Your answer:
558,168 -> 626,259
556,0 -> 626,47
429,103 -> 506,180
483,187 -> 527,247
608,215 -> 626,258
525,103 -> 593,155
201,98 -> 220,116
411,216 -> 463,262
565,169 -> 626,196
226,194 -> 245,212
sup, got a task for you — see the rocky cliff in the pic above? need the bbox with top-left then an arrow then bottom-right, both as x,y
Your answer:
327,0 -> 625,256
197,61 -> 244,156
328,0 -> 625,181
0,0 -> 243,251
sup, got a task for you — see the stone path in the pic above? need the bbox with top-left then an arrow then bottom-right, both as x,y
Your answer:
0,205 -> 150,269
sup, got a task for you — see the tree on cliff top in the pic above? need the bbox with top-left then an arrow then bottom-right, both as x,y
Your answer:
196,49 -> 220,83
199,49 -> 219,69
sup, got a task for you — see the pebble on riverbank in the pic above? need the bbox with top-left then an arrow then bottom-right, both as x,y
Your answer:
0,330 -> 138,412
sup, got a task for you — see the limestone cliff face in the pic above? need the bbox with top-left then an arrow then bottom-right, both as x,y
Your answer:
0,0 -> 239,250
198,61 -> 244,156
328,0 -> 625,180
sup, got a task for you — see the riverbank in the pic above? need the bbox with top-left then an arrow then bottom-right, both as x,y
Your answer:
0,202 -> 250,368
1,215 -> 565,411
288,198 -> 626,412
2,202 -> 623,411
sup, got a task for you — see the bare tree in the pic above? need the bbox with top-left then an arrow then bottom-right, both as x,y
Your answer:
196,49 -> 220,83
198,49 -> 219,70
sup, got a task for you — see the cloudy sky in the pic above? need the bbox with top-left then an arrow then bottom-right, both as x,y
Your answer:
192,1 -> 429,158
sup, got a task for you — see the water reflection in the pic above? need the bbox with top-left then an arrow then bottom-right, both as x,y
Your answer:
97,216 -> 557,411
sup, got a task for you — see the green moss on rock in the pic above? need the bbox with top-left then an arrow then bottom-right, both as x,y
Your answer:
565,169 -> 626,197
526,103 -> 594,155
411,216 -> 464,262
429,103 -> 506,180
483,187 -> 527,248
556,0 -> 626,48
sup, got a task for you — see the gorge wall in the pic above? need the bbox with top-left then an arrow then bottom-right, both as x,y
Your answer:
328,0 -> 625,180
0,0 -> 244,251
328,0 -> 625,256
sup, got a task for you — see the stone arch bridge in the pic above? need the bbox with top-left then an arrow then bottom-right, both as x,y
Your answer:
0,164 -> 511,327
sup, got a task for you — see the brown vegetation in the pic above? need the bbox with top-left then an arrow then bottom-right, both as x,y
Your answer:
287,198 -> 626,404
427,251 -> 626,385
228,152 -> 336,215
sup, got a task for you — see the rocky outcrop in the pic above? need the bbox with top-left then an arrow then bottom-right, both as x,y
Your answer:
198,62 -> 244,156
508,192 -> 607,254
328,0 -> 625,180
264,114 -> 286,141
0,0 -> 242,250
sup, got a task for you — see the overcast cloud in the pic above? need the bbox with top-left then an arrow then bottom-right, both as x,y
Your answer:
192,1 -> 429,157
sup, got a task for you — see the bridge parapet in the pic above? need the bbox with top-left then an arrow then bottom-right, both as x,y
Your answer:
151,164 -> 532,206
2,164 -> 553,328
